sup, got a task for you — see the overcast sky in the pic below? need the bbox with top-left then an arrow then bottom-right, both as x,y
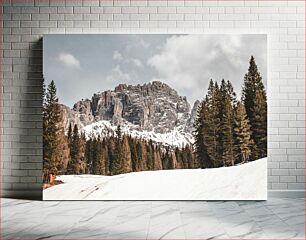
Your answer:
43,34 -> 267,108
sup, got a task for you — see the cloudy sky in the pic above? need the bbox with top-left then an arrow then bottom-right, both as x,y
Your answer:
43,34 -> 267,108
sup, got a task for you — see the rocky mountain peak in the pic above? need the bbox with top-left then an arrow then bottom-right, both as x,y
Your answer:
60,81 -> 198,136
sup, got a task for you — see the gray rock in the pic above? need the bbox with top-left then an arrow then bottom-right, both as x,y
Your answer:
60,81 -> 199,134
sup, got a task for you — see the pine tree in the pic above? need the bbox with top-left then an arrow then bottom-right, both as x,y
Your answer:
169,151 -> 177,169
67,123 -> 73,144
129,137 -> 138,172
203,80 -> 222,167
122,135 -> 132,173
43,80 -> 68,183
146,140 -> 154,171
242,56 -> 267,158
112,125 -> 123,175
194,99 -> 209,168
219,79 -> 236,166
153,146 -> 162,170
66,125 -> 84,174
234,102 -> 254,163
252,89 -> 267,158
94,136 -> 106,175
106,136 -> 115,174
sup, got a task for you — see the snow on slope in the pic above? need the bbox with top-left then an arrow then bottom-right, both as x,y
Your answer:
43,158 -> 267,200
82,120 -> 194,147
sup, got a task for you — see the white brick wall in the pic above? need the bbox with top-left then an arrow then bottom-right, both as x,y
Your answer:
1,0 -> 305,198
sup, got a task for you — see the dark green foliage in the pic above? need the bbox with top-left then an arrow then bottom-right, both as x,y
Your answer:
66,125 -> 86,174
242,56 -> 267,159
234,103 -> 254,163
62,126 -> 199,176
43,80 -> 70,183
219,79 -> 236,166
194,56 -> 267,168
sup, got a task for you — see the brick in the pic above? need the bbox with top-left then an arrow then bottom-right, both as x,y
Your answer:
74,21 -> 90,28
65,0 -> 82,6
4,21 -> 20,28
288,183 -> 305,189
148,0 -> 167,7
131,0 -> 147,6
280,176 -> 296,183
83,13 -> 99,20
99,14 -> 113,20
57,6 -> 73,14
130,14 -> 149,20
103,7 -> 121,14
121,20 -> 139,28
83,0 -> 99,6
39,6 -> 57,13
139,7 -> 157,13
177,7 -> 196,14
90,6 -> 104,13
168,14 -> 184,21
65,14 -> 83,21
158,7 -> 176,14
31,13 -> 49,20
12,13 -> 31,20
121,7 -> 138,14
50,14 -> 65,20
39,21 -> 57,28
73,7 -> 90,13
90,21 -> 107,28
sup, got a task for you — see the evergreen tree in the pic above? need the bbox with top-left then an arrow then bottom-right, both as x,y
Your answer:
66,125 -> 84,174
67,123 -> 73,144
169,151 -> 177,169
112,126 -> 123,175
43,80 -> 68,183
106,136 -> 115,174
94,136 -> 106,175
153,146 -> 163,170
194,98 -> 212,168
85,137 -> 94,174
234,103 -> 254,163
242,56 -> 267,158
219,79 -> 236,166
252,89 -> 267,158
122,135 -> 132,173
129,137 -> 138,172
146,140 -> 154,171
203,80 -> 222,167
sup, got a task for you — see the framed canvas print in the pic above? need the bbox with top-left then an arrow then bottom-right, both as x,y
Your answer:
42,34 -> 267,200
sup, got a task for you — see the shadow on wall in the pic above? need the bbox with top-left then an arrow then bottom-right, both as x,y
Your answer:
7,38 -> 44,200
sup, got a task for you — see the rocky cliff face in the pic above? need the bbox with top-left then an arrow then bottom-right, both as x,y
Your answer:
60,81 -> 199,135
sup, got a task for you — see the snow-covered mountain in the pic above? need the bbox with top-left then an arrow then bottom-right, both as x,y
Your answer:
83,120 -> 194,147
60,81 -> 199,147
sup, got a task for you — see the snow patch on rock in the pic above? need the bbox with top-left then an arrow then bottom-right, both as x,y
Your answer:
82,120 -> 194,147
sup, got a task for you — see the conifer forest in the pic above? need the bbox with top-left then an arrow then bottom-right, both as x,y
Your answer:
43,56 -> 267,184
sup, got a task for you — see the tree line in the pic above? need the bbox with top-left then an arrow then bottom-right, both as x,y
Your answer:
194,56 -> 267,168
65,124 -> 200,176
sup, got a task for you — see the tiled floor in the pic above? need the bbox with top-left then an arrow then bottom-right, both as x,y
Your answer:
1,198 -> 305,239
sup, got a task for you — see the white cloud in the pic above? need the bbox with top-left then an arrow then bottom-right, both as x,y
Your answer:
58,53 -> 80,68
147,34 -> 266,104
113,50 -> 143,68
106,65 -> 131,83
113,50 -> 123,61
131,58 -> 143,68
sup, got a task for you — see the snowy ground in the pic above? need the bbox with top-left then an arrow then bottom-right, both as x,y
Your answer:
43,158 -> 267,200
